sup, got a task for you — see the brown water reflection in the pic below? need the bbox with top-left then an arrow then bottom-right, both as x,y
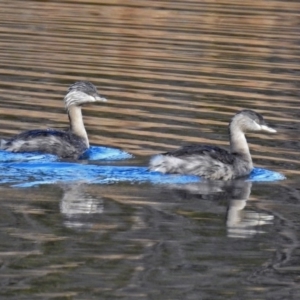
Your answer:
1,181 -> 300,299
0,0 -> 300,299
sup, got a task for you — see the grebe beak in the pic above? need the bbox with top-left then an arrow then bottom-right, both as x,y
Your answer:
260,125 -> 276,133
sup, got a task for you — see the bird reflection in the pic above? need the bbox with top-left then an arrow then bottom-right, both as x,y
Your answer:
225,181 -> 274,238
60,183 -> 103,230
169,180 -> 274,238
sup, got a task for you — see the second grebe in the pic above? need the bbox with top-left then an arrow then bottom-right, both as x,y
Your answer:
149,110 -> 276,180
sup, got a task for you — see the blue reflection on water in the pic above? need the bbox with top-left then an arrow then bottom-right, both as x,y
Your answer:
248,167 -> 285,182
0,146 -> 132,163
81,146 -> 133,160
5,164 -> 200,187
0,147 -> 285,187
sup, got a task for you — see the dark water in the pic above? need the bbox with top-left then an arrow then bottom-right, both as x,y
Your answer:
0,0 -> 300,299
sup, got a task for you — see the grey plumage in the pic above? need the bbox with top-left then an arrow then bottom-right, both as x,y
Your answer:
0,81 -> 107,159
149,109 -> 276,180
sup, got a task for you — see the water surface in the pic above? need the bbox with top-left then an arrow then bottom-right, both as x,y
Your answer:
0,0 -> 299,299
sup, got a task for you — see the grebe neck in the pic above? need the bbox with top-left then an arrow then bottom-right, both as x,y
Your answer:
229,127 -> 252,164
68,105 -> 89,147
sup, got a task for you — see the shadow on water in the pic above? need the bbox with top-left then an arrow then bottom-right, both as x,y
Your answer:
0,0 -> 300,299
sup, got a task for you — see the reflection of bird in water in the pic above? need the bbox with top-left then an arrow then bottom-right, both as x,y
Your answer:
225,181 -> 274,238
150,110 -> 276,180
0,81 -> 107,159
60,183 -> 103,230
168,180 -> 274,239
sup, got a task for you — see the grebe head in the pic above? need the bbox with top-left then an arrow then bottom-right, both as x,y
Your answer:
64,81 -> 107,110
229,109 -> 276,134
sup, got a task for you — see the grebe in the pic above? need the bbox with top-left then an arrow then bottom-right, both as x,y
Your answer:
149,110 -> 276,180
0,81 -> 107,159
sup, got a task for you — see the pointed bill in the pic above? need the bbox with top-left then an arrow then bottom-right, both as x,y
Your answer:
261,125 -> 276,133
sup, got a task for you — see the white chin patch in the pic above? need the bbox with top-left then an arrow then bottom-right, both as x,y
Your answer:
87,94 -> 95,102
253,121 -> 262,131
260,124 -> 276,133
